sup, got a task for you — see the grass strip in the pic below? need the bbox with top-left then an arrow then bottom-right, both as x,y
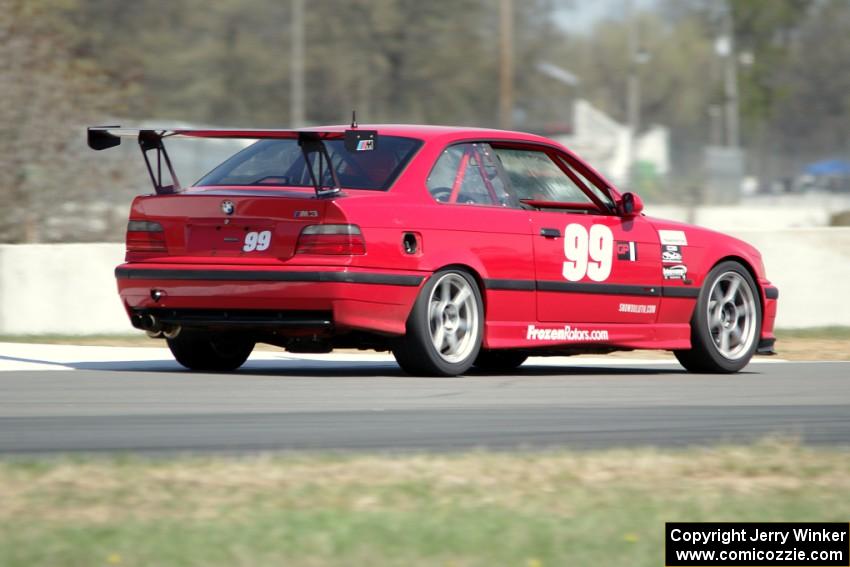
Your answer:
1,439 -> 848,567
775,326 -> 850,339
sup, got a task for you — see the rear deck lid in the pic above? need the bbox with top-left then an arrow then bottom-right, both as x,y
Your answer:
136,188 -> 328,261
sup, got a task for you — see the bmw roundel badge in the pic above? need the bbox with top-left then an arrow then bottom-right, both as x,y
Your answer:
221,200 -> 235,215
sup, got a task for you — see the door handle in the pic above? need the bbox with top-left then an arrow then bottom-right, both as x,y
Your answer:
540,228 -> 561,238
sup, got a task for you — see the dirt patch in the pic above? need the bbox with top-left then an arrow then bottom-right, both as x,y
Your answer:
765,338 -> 848,360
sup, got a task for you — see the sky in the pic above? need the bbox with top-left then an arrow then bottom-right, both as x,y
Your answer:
553,0 -> 659,33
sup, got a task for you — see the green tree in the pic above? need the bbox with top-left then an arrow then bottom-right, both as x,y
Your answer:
729,0 -> 813,132
551,8 -> 719,194
0,0 -> 131,242
770,0 -> 850,166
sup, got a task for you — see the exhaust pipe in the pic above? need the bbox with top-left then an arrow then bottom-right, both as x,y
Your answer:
132,313 -> 160,331
162,325 -> 181,339
147,325 -> 180,339
132,312 -> 180,339
142,314 -> 160,331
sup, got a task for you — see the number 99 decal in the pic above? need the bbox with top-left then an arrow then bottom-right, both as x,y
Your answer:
562,223 -> 613,282
243,230 -> 272,252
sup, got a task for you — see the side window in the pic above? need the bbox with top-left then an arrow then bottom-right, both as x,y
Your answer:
493,147 -> 595,205
427,143 -> 516,206
557,155 -> 615,209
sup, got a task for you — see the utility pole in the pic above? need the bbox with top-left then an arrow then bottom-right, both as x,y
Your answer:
626,0 -> 640,140
290,0 -> 305,126
625,0 -> 645,189
499,0 -> 514,129
722,4 -> 739,148
708,104 -> 724,146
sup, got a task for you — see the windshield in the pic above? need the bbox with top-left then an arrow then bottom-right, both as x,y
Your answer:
195,136 -> 421,190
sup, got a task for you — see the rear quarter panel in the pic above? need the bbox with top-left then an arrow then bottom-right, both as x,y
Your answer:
334,194 -> 536,347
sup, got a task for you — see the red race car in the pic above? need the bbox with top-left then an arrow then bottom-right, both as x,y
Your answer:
88,124 -> 778,376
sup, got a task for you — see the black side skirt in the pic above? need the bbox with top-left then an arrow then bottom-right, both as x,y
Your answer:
756,337 -> 777,355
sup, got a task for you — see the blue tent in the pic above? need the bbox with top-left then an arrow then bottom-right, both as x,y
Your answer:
803,159 -> 850,176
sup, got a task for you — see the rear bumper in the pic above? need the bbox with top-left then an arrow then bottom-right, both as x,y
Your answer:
116,264 -> 426,335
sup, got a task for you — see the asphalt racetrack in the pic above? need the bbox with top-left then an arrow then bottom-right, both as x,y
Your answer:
0,343 -> 848,454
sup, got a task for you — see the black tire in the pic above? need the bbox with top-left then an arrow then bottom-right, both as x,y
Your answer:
674,261 -> 762,373
392,269 -> 484,376
166,331 -> 255,372
473,350 -> 528,371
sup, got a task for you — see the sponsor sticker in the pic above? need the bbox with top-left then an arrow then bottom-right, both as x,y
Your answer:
659,229 -> 688,246
618,303 -> 657,314
616,241 -> 638,261
661,244 -> 682,264
562,223 -> 614,282
663,264 -> 688,280
242,230 -> 272,252
356,139 -> 375,151
526,324 -> 609,342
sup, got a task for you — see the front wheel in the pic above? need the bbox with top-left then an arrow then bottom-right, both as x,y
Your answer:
675,261 -> 762,373
167,332 -> 255,372
392,270 -> 483,376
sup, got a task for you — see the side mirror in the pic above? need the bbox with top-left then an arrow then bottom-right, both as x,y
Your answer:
617,192 -> 644,217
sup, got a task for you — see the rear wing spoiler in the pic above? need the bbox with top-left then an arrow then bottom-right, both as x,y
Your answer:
87,126 -> 378,196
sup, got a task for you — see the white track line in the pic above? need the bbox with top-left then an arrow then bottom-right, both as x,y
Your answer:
0,342 -> 792,373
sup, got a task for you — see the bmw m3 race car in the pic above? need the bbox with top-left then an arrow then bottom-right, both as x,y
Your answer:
88,124 -> 778,376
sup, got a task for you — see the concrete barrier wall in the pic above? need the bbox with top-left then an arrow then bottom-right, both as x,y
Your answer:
729,228 -> 850,329
0,244 -> 128,335
1,229 -> 849,334
645,193 -> 850,231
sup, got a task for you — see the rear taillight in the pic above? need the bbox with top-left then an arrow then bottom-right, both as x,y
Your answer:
126,220 -> 167,252
295,224 -> 366,255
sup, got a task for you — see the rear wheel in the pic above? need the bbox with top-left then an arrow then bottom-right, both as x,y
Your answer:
473,350 -> 528,371
167,331 -> 255,372
675,261 -> 761,373
392,269 -> 483,376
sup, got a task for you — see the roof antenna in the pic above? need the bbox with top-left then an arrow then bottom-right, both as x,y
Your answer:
351,109 -> 357,129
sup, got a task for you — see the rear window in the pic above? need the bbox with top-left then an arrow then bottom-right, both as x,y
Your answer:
196,136 -> 421,190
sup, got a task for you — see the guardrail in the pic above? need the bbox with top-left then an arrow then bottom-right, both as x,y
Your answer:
1,228 -> 848,334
